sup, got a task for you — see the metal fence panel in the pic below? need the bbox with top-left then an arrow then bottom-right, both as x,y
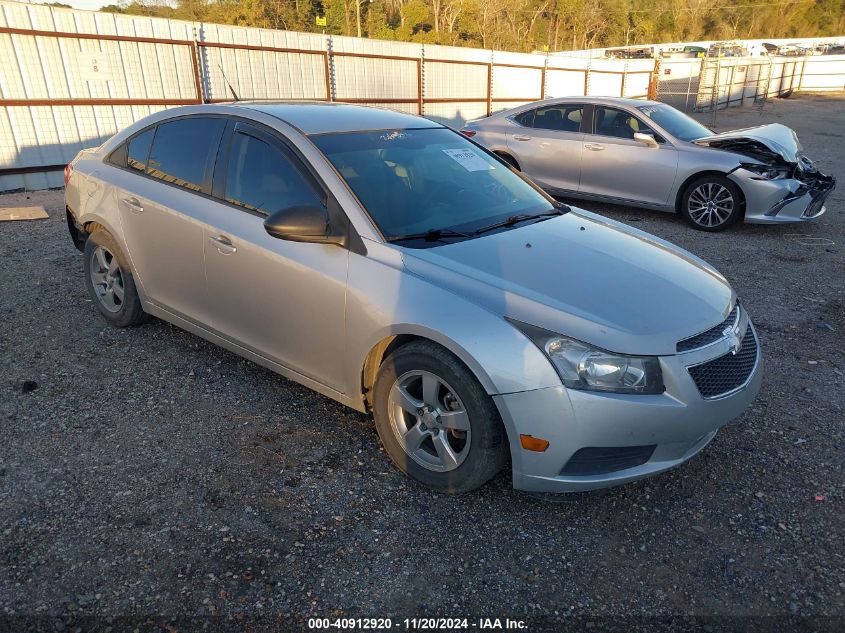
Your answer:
799,56 -> 845,91
0,0 -> 843,191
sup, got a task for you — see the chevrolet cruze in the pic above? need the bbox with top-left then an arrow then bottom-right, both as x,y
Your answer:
64,103 -> 762,494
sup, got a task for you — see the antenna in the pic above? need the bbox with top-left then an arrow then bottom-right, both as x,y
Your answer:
217,63 -> 240,101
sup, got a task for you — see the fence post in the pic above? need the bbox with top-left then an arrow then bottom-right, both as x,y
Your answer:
325,36 -> 335,102
191,25 -> 206,104
796,52 -> 809,93
684,61 -> 694,111
710,57 -> 721,126
191,41 -> 205,103
647,57 -> 660,99
486,51 -> 493,116
541,54 -> 548,100
621,59 -> 627,98
583,58 -> 590,96
417,58 -> 423,115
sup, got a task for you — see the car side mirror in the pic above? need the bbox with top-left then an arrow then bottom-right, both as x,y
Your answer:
634,132 -> 659,148
264,204 -> 343,245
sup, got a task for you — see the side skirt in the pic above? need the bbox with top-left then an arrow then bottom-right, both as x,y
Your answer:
548,188 -> 675,213
143,303 -> 364,413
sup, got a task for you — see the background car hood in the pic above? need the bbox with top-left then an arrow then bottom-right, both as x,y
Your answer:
694,123 -> 802,163
400,210 -> 735,356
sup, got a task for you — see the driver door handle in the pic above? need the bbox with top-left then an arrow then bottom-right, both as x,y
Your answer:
513,135 -> 532,141
208,234 -> 237,255
122,197 -> 143,213
584,143 -> 605,151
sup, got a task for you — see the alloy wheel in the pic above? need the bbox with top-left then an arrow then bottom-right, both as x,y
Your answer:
687,182 -> 735,228
387,370 -> 471,472
89,245 -> 125,313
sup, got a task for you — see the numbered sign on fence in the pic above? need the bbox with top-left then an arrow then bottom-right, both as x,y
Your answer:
78,51 -> 112,81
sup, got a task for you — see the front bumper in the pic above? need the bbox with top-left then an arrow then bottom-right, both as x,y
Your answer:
494,320 -> 763,493
732,169 -> 836,224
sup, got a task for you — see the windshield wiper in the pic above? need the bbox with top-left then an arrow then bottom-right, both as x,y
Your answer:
472,204 -> 568,236
386,228 -> 474,243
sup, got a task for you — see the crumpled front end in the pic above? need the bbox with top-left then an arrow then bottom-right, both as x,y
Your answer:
695,126 -> 836,223
730,159 -> 836,223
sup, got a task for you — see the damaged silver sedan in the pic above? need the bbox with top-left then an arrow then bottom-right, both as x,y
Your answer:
463,97 -> 835,231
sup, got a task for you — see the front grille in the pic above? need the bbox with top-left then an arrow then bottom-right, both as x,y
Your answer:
560,445 -> 656,476
688,325 -> 758,398
677,304 -> 739,352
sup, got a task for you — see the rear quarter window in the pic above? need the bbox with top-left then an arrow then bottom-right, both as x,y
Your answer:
127,128 -> 154,172
513,110 -> 535,127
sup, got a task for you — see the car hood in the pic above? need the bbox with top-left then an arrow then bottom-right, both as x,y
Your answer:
694,123 -> 802,163
399,210 -> 735,356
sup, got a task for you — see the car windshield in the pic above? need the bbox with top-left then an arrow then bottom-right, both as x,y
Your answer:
637,104 -> 713,142
310,127 -> 554,242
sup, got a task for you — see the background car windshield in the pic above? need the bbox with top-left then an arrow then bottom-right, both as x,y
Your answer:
311,128 -> 553,238
637,104 -> 712,141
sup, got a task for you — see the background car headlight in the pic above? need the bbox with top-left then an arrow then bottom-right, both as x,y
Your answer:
509,319 -> 664,394
741,162 -> 791,180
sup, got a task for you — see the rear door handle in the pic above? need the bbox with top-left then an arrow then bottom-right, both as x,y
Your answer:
513,135 -> 532,141
122,197 -> 143,213
584,143 -> 605,151
208,234 -> 237,255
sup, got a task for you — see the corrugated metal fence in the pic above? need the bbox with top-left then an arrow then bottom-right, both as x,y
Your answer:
1,1 -> 843,192
0,1 -> 654,191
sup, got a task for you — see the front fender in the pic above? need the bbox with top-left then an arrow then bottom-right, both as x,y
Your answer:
344,242 -> 561,408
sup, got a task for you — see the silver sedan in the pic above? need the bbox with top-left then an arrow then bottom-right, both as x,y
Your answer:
65,103 -> 761,494
462,97 -> 835,231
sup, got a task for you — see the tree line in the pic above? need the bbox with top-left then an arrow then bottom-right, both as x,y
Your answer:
99,0 -> 845,52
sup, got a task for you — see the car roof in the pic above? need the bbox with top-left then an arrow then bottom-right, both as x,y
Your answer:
483,97 -> 661,120
225,101 -> 442,135
521,96 -> 660,109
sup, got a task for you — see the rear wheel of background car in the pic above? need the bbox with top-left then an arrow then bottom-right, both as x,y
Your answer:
373,340 -> 508,494
681,175 -> 743,232
83,228 -> 148,327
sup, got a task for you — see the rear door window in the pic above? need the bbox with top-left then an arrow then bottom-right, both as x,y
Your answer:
146,118 -> 224,192
530,105 -> 584,133
222,130 -> 323,215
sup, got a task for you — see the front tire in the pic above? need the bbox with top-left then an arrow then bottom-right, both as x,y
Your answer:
681,175 -> 743,232
373,341 -> 508,494
83,229 -> 148,327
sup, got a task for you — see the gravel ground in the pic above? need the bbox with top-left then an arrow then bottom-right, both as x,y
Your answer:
1,93 -> 843,632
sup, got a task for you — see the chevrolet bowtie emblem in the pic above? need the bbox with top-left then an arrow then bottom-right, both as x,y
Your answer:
727,334 -> 741,355
724,324 -> 743,355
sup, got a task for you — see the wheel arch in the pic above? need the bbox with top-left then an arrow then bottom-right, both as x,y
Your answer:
674,170 -> 746,214
359,331 -> 518,475
360,330 -> 500,414
492,150 -> 521,170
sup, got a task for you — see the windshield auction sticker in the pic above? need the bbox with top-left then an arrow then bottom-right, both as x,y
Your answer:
442,148 -> 494,171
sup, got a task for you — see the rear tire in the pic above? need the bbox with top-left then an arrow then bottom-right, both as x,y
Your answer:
680,175 -> 743,232
373,341 -> 508,494
83,229 -> 148,327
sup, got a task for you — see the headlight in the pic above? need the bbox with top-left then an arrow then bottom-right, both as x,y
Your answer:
740,162 -> 791,180
510,320 -> 664,394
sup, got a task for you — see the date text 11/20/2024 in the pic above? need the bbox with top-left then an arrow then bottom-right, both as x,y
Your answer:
307,618 -> 528,630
